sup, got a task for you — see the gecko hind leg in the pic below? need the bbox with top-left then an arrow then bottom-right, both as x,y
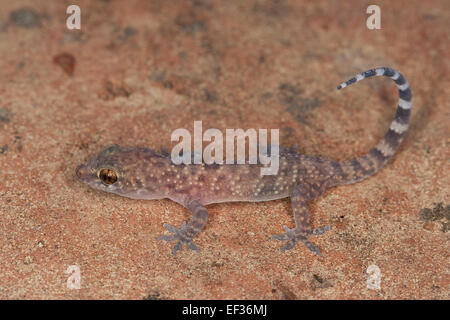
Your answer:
157,199 -> 208,255
272,184 -> 331,255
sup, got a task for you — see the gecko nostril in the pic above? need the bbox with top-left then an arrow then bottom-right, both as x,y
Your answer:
75,164 -> 87,179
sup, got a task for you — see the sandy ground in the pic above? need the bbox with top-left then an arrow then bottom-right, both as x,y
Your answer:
0,0 -> 448,299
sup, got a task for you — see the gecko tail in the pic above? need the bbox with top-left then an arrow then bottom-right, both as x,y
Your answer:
335,67 -> 412,185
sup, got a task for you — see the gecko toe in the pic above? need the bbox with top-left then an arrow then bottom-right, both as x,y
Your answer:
272,225 -> 326,255
271,234 -> 289,241
271,225 -> 294,241
157,235 -> 177,242
303,240 -> 322,256
280,240 -> 296,252
159,222 -> 200,255
163,223 -> 182,234
172,241 -> 183,255
272,226 -> 297,252
186,241 -> 200,252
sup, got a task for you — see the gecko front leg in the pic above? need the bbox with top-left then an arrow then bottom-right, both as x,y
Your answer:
158,199 -> 209,255
272,183 -> 331,255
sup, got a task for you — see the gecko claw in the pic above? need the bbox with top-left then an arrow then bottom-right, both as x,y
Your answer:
271,225 -> 330,255
309,225 -> 331,235
158,222 -> 200,255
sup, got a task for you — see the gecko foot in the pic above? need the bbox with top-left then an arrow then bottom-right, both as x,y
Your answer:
271,225 -> 331,256
157,222 -> 200,255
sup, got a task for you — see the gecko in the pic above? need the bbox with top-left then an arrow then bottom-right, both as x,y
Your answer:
76,67 -> 412,256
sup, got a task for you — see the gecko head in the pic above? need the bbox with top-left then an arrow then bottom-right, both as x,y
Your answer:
76,144 -> 138,197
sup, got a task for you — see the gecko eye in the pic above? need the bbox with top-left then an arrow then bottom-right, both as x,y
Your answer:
98,168 -> 118,185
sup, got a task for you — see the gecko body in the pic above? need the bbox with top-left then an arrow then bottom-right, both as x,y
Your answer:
76,67 -> 412,255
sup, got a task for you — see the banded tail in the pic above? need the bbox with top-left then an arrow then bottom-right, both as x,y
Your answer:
336,67 -> 412,185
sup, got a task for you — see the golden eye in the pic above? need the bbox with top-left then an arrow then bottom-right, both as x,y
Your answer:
98,168 -> 118,185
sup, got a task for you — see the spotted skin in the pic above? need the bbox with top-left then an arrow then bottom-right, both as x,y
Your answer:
76,67 -> 412,256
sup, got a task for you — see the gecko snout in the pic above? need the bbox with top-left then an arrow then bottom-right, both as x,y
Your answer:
75,164 -> 88,180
